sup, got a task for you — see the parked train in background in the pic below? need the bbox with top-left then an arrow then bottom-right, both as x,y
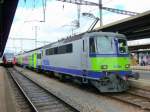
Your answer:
15,32 -> 139,92
2,53 -> 16,67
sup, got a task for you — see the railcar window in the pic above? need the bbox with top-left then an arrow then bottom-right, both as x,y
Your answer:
32,54 -> 34,59
37,53 -> 41,59
118,39 -> 128,53
4,53 -> 14,59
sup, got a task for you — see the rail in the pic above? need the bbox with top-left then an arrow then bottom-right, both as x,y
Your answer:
7,68 -> 79,112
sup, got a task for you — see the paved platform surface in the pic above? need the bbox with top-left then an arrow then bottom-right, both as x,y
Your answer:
129,78 -> 150,91
131,66 -> 150,71
0,67 -> 7,112
132,70 -> 150,80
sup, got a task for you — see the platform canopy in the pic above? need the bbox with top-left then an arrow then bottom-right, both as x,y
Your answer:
0,0 -> 19,57
95,10 -> 150,41
129,44 -> 150,51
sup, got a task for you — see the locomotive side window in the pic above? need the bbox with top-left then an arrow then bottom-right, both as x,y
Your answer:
45,49 -> 49,55
89,37 -> 96,53
83,40 -> 84,52
58,45 -> 66,54
58,44 -> 72,54
54,47 -> 58,54
66,44 -> 72,53
118,39 -> 128,53
45,44 -> 72,55
50,48 -> 55,55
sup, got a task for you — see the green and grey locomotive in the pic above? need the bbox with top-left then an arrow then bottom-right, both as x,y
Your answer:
16,32 -> 139,92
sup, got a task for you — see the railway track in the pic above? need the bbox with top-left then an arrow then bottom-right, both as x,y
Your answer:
106,88 -> 150,110
6,68 -> 33,112
7,68 -> 78,112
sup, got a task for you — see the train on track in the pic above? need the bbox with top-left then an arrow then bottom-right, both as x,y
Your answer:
15,32 -> 139,92
2,53 -> 16,67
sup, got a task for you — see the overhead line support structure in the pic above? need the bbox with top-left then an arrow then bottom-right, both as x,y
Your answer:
57,0 -> 139,16
57,0 -> 139,27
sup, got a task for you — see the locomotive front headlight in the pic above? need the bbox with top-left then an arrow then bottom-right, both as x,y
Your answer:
101,65 -> 108,69
125,64 -> 130,68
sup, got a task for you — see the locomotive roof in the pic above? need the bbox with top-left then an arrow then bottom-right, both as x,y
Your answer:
16,46 -> 43,55
16,31 -> 126,55
43,31 -> 126,48
84,32 -> 126,39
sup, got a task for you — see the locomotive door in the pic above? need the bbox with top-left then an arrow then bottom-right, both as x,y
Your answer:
81,38 -> 88,72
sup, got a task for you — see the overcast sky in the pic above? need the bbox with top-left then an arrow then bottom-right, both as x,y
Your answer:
5,0 -> 150,53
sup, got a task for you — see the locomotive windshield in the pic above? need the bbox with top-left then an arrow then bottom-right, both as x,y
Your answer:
89,36 -> 116,54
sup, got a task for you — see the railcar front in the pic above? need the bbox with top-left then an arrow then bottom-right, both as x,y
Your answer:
2,53 -> 15,67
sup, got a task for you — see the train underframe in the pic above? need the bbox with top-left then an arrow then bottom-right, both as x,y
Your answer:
54,71 -> 139,93
17,65 -> 139,92
90,74 -> 129,92
91,72 -> 139,92
52,71 -> 139,92
2,62 -> 14,67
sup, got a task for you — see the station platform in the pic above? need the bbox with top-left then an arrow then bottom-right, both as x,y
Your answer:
0,67 -> 7,112
131,65 -> 150,71
129,78 -> 150,91
0,67 -> 16,112
131,66 -> 150,80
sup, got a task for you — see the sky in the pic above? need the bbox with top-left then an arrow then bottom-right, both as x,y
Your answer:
5,0 -> 150,53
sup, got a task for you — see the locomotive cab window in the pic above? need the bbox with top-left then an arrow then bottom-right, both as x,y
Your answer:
118,39 -> 128,54
89,36 -> 116,54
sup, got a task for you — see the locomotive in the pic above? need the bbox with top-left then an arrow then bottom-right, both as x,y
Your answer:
16,32 -> 139,92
